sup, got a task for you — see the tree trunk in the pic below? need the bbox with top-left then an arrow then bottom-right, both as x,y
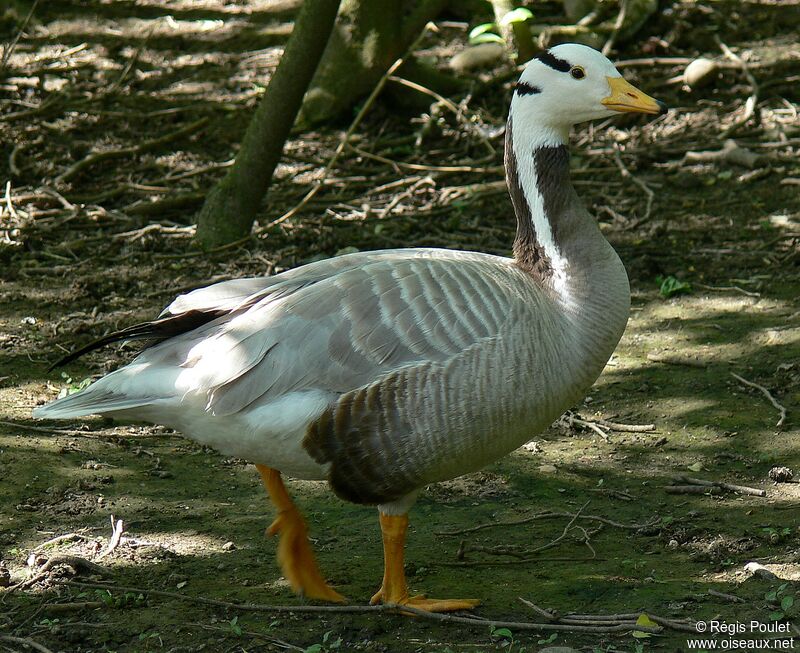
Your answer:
299,0 -> 450,126
194,0 -> 341,249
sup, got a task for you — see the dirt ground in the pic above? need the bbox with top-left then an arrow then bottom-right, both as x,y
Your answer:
1,1 -> 799,652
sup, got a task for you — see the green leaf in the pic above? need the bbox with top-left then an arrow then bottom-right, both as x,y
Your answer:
469,23 -> 497,39
769,610 -> 785,621
500,7 -> 533,25
491,627 -> 513,640
304,645 -> 323,653
471,32 -> 504,44
656,275 -> 692,298
765,591 -> 778,601
781,595 -> 794,611
632,613 -> 658,638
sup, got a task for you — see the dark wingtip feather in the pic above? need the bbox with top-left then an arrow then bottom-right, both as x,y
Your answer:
48,308 -> 228,371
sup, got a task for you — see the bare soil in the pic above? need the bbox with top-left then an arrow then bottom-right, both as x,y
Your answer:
1,1 -> 799,652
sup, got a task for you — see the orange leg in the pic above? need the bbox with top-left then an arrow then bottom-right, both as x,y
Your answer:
256,464 -> 346,603
370,512 -> 479,613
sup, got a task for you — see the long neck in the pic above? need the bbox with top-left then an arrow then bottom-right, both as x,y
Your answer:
504,115 -> 629,320
504,116 -> 573,283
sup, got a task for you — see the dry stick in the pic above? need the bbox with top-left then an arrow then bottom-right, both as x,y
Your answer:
695,283 -> 761,298
0,419 -> 103,438
0,635 -> 54,653
65,580 -> 659,635
459,511 -> 596,561
97,516 -> 124,560
731,372 -> 787,429
437,509 -> 656,537
253,25 -> 433,237
601,0 -> 627,56
387,75 -> 459,113
0,0 -> 40,73
646,352 -> 706,368
612,150 -> 654,223
588,417 -> 656,433
675,475 -> 766,497
716,36 -> 759,137
349,145 -> 501,174
32,533 -> 90,553
709,589 -> 746,603
188,622 -> 304,651
616,57 -> 693,67
571,415 -> 610,441
55,118 -> 209,185
665,485 -> 726,496
5,555 -> 111,594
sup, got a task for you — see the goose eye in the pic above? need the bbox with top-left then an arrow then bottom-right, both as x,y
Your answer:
570,66 -> 586,80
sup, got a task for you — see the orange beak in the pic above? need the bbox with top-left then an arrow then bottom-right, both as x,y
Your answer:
601,76 -> 666,115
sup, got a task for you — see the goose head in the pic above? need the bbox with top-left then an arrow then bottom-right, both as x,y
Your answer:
511,43 -> 666,142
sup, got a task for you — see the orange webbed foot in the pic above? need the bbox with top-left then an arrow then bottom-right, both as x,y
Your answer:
257,465 -> 346,604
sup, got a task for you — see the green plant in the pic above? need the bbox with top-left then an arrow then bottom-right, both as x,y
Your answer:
765,583 -> 795,621
57,372 -> 92,399
469,7 -> 533,45
656,275 -> 692,298
228,616 -> 242,637
304,630 -> 342,653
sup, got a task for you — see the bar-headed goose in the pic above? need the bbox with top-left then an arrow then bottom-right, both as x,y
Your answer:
34,44 -> 665,611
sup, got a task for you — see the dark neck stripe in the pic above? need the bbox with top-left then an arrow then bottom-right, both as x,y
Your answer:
515,81 -> 541,96
536,50 -> 571,73
504,117 -> 553,281
534,144 -> 571,220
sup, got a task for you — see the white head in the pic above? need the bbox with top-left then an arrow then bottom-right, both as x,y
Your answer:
510,43 -> 665,143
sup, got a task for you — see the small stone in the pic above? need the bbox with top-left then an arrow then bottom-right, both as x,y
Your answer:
768,466 -> 794,483
222,541 -> 235,551
667,539 -> 679,549
683,58 -> 717,89
449,43 -> 505,73
538,464 -> 558,474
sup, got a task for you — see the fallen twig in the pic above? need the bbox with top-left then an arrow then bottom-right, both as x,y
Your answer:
97,516 -> 124,560
0,635 -> 54,653
647,352 -> 706,368
716,37 -> 759,137
518,600 -> 696,633
665,484 -> 725,496
684,139 -> 763,168
613,149 -> 654,222
731,372 -> 787,429
436,509 -> 657,537
695,283 -> 761,298
0,0 -> 40,75
253,28 -> 432,238
5,555 -> 111,593
708,589 -> 746,603
55,118 -> 209,184
32,532 -> 90,553
669,475 -> 766,497
65,580 -> 660,634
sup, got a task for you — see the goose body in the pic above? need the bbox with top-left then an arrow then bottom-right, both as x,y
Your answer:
34,44 -> 663,609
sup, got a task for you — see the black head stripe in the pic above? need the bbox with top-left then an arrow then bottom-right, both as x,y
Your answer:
536,50 -> 571,73
515,81 -> 541,96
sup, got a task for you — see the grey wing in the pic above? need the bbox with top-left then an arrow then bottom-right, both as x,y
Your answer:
176,251 -> 521,416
